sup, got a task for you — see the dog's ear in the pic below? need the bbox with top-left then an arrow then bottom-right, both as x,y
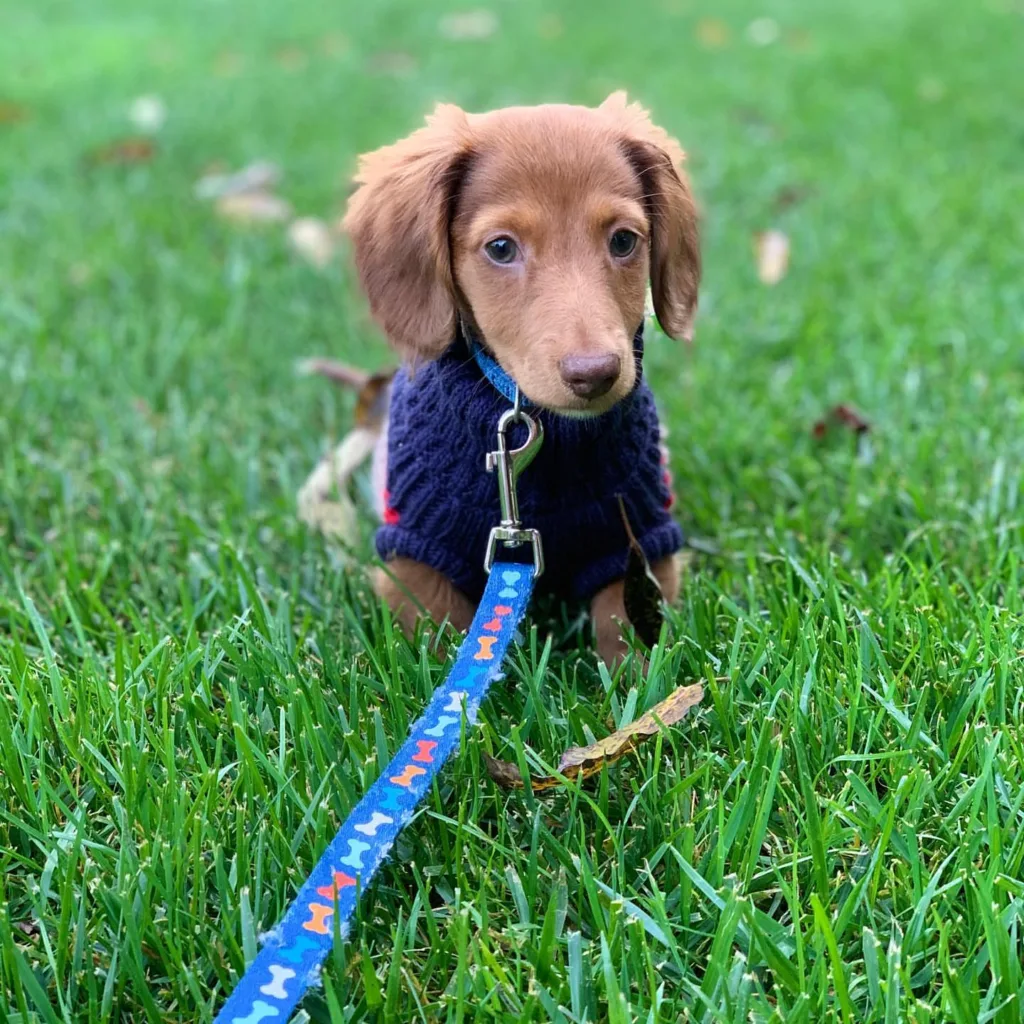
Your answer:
599,91 -> 700,341
343,104 -> 472,360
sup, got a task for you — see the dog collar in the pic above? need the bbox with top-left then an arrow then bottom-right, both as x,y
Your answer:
468,335 -> 534,408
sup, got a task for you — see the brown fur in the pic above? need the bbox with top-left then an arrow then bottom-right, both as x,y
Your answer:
344,93 -> 700,663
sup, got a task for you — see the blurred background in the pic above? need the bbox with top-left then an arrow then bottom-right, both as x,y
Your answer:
3,0 -> 1024,1021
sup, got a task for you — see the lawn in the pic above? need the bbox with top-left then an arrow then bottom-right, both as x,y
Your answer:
2,0 -> 1024,1020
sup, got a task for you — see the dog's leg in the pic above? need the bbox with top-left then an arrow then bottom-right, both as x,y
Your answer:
591,555 -> 680,667
374,557 -> 475,648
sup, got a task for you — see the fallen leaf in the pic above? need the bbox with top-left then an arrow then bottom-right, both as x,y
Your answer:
194,160 -> 280,200
14,919 -> 39,939
813,404 -> 870,439
619,496 -> 664,649
129,94 -> 166,133
288,217 -> 335,267
745,17 -> 780,45
367,51 -> 418,75
538,14 -> 564,39
0,100 -> 29,125
696,18 -> 731,48
216,191 -> 292,223
297,358 -> 370,390
213,51 -> 246,77
321,33 -> 350,57
754,229 -> 790,284
773,184 -> 813,212
275,46 -> 307,71
86,137 -> 156,166
439,10 -> 499,40
485,683 -> 705,791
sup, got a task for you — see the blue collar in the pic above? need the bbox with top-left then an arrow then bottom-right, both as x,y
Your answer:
468,335 -> 533,407
466,323 -> 647,409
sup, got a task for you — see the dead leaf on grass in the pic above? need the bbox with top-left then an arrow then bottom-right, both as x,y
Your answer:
298,360 -> 395,428
213,51 -> 246,77
0,100 -> 29,125
812,404 -> 870,439
288,217 -> 335,267
275,46 -> 308,71
696,18 -> 731,48
754,229 -> 790,284
216,191 -> 292,223
129,95 -> 166,133
368,51 -> 418,75
14,919 -> 39,939
195,160 -> 280,200
484,682 -> 705,791
86,137 -> 156,166
618,496 -> 664,649
440,10 -> 499,40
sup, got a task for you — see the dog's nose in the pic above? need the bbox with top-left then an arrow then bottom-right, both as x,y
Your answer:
559,353 -> 621,400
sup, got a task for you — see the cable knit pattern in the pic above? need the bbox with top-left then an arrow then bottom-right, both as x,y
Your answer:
376,326 -> 683,601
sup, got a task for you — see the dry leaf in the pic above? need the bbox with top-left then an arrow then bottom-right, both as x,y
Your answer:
86,137 -> 156,166
439,10 -> 499,40
773,184 -> 812,212
0,100 -> 29,125
129,95 -> 166,133
745,17 -> 780,45
784,29 -> 816,52
195,160 -> 280,200
14,919 -> 39,939
696,18 -> 731,48
297,358 -> 370,390
275,46 -> 307,71
213,51 -> 245,77
485,683 -> 705,791
368,51 -> 418,75
754,229 -> 790,285
812,404 -> 870,439
538,14 -> 564,39
321,33 -> 350,57
288,217 -> 335,267
619,496 -> 664,648
216,191 -> 292,223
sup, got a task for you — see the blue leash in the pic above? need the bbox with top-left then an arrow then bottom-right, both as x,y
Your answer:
214,397 -> 544,1024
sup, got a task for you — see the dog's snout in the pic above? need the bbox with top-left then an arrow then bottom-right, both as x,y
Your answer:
558,353 -> 621,400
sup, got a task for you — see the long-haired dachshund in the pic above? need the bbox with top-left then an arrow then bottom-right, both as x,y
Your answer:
343,92 -> 700,666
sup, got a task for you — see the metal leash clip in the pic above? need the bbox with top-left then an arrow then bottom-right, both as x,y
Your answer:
484,394 -> 545,577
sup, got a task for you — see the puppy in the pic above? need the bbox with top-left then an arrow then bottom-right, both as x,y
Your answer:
343,92 -> 700,666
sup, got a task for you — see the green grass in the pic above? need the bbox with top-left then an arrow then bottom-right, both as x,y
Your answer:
3,0 -> 1024,1020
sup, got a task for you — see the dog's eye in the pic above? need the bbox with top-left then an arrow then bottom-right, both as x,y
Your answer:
485,237 -> 518,265
609,229 -> 638,258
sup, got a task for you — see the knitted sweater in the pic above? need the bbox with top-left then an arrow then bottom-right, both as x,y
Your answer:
375,328 -> 683,601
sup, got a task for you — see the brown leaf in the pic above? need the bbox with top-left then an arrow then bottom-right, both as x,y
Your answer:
216,191 -> 292,223
275,46 -> 308,71
297,358 -> 370,390
754,229 -> 790,284
484,683 -> 705,791
213,51 -> 246,77
773,185 -> 813,212
86,137 -> 156,166
14,919 -> 39,938
618,496 -> 664,648
439,11 -> 499,40
813,404 -> 871,439
0,100 -> 30,125
696,18 -> 731,48
288,217 -> 335,267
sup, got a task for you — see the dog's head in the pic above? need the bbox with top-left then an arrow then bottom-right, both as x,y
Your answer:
343,93 -> 700,415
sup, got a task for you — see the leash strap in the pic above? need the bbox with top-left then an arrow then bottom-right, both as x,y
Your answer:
213,562 -> 535,1024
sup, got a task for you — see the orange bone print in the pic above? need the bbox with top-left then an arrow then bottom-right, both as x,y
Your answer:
494,605 -> 513,616
302,903 -> 334,934
474,636 -> 497,661
390,764 -> 427,788
482,617 -> 502,632
412,740 -> 437,763
316,871 -> 356,900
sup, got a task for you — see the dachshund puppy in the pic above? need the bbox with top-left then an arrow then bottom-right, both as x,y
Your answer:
343,92 -> 700,666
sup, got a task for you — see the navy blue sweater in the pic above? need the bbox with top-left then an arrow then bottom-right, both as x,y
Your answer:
376,329 -> 683,601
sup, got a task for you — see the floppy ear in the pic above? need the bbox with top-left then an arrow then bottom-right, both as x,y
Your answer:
343,104 -> 472,360
599,92 -> 701,340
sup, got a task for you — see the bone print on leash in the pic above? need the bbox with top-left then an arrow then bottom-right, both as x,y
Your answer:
212,562 -> 536,1024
